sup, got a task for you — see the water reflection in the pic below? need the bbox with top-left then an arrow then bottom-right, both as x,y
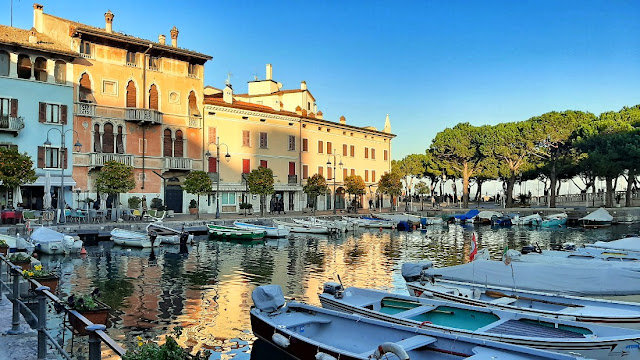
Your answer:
46,223 -> 640,359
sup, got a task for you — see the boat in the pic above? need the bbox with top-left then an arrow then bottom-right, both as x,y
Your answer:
476,211 -> 502,224
206,224 -> 266,241
417,259 -> 640,296
319,283 -> 640,358
0,233 -> 35,253
146,222 -> 194,244
517,213 -> 543,226
110,228 -> 163,248
251,285 -> 580,360
420,216 -> 443,226
292,217 -> 347,232
506,249 -> 640,270
540,213 -> 568,227
372,212 -> 421,223
342,216 -> 395,228
586,236 -> 640,254
451,209 -> 480,223
401,262 -> 640,329
579,208 -> 613,228
29,227 -> 83,255
491,215 -> 513,227
272,219 -> 329,234
232,221 -> 290,238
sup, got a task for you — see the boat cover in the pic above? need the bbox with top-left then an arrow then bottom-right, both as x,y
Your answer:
424,259 -> 640,295
453,209 -> 479,220
588,237 -> 640,252
252,285 -> 285,312
579,208 -> 613,222
30,227 -> 64,243
401,261 -> 433,281
512,250 -> 640,271
477,211 -> 502,220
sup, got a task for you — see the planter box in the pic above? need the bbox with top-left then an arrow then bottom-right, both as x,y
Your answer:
11,259 -> 31,271
30,275 -> 59,294
69,300 -> 110,336
189,208 -> 198,215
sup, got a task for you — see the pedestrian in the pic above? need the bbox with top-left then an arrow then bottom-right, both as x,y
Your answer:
279,198 -> 286,214
269,197 -> 275,215
142,195 -> 148,216
369,198 -> 374,211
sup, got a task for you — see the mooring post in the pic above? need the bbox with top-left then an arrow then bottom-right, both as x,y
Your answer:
87,324 -> 106,360
7,265 -> 23,335
36,286 -> 50,359
0,258 -> 4,300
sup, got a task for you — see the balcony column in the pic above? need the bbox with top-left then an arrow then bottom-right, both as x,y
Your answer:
8,53 -> 18,78
46,59 -> 55,83
29,55 -> 35,80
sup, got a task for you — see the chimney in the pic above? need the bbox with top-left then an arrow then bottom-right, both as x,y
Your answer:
170,26 -> 179,47
301,109 -> 307,117
300,81 -> 307,90
266,64 -> 273,80
223,83 -> 233,104
339,115 -> 346,125
28,28 -> 37,44
158,34 -> 166,45
33,4 -> 44,33
317,110 -> 323,119
309,112 -> 315,118
104,10 -> 114,33
295,106 -> 302,115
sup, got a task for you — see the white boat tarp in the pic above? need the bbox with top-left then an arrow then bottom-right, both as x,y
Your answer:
476,211 -> 502,220
424,259 -> 640,295
589,237 -> 640,252
579,207 -> 613,222
30,227 -> 65,243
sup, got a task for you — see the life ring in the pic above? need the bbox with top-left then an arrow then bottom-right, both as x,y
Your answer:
418,321 -> 432,328
372,342 -> 409,360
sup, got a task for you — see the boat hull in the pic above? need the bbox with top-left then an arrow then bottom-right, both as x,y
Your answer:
207,225 -> 265,240
233,221 -> 290,237
272,220 -> 328,234
146,223 -> 194,243
111,229 -> 162,248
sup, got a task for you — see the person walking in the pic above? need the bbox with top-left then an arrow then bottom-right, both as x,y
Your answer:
369,198 -> 374,211
141,195 -> 148,216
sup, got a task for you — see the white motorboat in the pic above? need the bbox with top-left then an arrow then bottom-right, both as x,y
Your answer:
580,208 -> 613,228
292,218 -> 346,232
343,216 -> 395,228
476,211 -> 502,224
232,221 -> 290,238
29,227 -> 82,255
145,222 -> 194,244
506,249 -> 640,271
517,213 -> 543,226
586,236 -> 640,254
272,219 -> 329,234
0,233 -> 35,253
111,228 -> 163,248
540,212 -> 568,227
374,212 -> 421,223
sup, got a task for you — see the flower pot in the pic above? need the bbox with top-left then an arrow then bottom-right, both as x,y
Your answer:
69,300 -> 111,336
11,259 -> 31,271
30,275 -> 59,294
189,208 -> 198,215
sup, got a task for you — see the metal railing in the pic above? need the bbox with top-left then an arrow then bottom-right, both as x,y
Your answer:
164,157 -> 193,170
0,116 -> 25,132
74,103 -> 163,124
288,175 -> 298,184
0,254 -> 125,359
90,152 -> 134,167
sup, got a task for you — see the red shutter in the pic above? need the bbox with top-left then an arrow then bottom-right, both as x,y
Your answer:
209,127 -> 217,144
371,149 -> 376,159
302,138 -> 308,151
242,159 -> 250,174
289,162 -> 296,175
365,170 -> 369,182
318,141 -> 323,154
365,148 -> 369,159
208,157 -> 217,173
350,145 -> 354,157
327,142 -> 332,155
343,168 -> 347,180
39,102 -> 46,123
303,165 -> 308,179
328,167 -> 332,180
260,160 -> 267,168
372,170 -> 376,182
343,144 -> 347,156
61,148 -> 67,169
37,146 -> 45,168
60,105 -> 68,125
10,99 -> 17,117
384,150 -> 388,161
318,167 -> 323,177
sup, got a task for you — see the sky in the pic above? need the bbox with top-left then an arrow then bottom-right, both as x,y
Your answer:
3,0 -> 640,161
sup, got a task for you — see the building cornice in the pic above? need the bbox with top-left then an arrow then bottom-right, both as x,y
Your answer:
205,104 -> 300,123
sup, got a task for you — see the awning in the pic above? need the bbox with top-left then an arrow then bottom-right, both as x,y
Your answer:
24,175 -> 76,187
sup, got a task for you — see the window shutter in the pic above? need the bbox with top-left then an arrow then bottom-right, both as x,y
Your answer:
37,146 -> 45,168
208,157 -> 217,173
61,148 -> 68,169
289,162 -> 296,175
343,144 -> 347,156
39,102 -> 46,123
209,127 -> 217,143
10,99 -> 17,117
60,105 -> 68,124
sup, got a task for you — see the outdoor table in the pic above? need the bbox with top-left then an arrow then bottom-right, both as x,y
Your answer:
1,210 -> 23,224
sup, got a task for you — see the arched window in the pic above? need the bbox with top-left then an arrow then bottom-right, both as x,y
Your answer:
17,54 -> 31,79
0,51 -> 9,76
54,60 -> 66,84
93,124 -> 102,152
163,129 -> 172,157
174,130 -> 184,157
188,91 -> 199,116
126,80 -> 136,108
79,73 -> 94,102
116,125 -> 124,154
103,123 -> 114,153
34,57 -> 47,82
149,84 -> 158,110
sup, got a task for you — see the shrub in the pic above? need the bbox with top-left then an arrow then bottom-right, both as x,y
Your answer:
150,198 -> 163,210
189,199 -> 197,209
128,196 -> 142,209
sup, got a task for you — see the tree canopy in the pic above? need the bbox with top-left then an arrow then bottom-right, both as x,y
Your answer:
0,148 -> 37,190
95,161 -> 136,195
303,173 -> 328,214
184,170 -> 212,219
247,167 -> 274,216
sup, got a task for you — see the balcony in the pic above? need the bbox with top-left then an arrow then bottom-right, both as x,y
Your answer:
164,157 -> 192,171
90,153 -> 134,167
0,116 -> 24,135
288,175 -> 298,184
188,116 -> 201,128
74,103 -> 163,125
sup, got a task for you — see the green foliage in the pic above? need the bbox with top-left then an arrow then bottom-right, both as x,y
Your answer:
377,172 -> 403,197
123,336 -> 210,360
150,198 -> 163,210
9,253 -> 30,261
303,174 -> 328,213
239,202 -> 253,209
22,264 -> 52,279
66,290 -> 107,312
95,161 -> 136,195
344,175 -> 366,197
188,199 -> 197,209
184,171 -> 213,196
128,196 -> 142,209
0,239 -> 7,247
247,167 -> 275,216
414,181 -> 429,196
0,148 -> 37,190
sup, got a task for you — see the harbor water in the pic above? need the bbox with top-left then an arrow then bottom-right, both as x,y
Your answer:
37,222 -> 640,359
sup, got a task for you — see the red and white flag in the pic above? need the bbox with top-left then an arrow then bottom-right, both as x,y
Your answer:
469,233 -> 478,261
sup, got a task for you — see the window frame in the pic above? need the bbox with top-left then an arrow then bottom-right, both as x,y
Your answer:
259,132 -> 268,149
44,146 -> 61,169
288,135 -> 296,151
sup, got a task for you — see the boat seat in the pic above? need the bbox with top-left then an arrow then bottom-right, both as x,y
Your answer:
357,335 -> 437,357
395,305 -> 436,318
285,318 -> 332,329
490,297 -> 518,305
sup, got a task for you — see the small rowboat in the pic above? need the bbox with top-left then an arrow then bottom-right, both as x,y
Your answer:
206,224 -> 265,241
146,222 -> 194,244
343,216 -> 395,228
251,285 -> 580,360
232,221 -> 290,238
110,228 -> 163,248
272,219 -> 329,234
540,213 -> 567,227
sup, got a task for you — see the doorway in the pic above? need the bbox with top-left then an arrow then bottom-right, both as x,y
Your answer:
165,185 -> 183,213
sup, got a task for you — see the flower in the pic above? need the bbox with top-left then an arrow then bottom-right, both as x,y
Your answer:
22,265 -> 53,279
34,264 -> 42,271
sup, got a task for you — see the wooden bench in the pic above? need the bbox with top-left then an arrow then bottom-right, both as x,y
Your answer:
357,335 -> 437,357
490,297 -> 518,305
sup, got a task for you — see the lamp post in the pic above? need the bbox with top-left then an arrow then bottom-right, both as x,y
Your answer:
205,136 -> 230,219
44,128 -> 82,224
326,154 -> 344,215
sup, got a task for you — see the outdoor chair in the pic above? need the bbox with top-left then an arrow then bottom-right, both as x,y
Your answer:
22,210 -> 41,225
142,209 -> 157,221
88,209 -> 98,223
96,210 -> 107,223
132,209 -> 142,221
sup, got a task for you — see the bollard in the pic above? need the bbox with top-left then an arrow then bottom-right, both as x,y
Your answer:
7,266 -> 23,335
87,324 -> 107,360
35,286 -> 50,360
0,259 -> 3,300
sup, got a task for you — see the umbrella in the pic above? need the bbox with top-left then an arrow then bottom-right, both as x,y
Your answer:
43,171 -> 52,209
13,186 -> 22,207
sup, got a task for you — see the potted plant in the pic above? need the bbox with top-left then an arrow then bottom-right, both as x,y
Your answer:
9,253 -> 31,271
23,264 -> 59,294
239,202 -> 253,215
150,197 -> 163,210
0,239 -> 8,256
124,328 -> 210,360
67,289 -> 111,336
188,199 -> 198,215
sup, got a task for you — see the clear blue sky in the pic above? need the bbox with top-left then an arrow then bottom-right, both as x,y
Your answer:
4,0 -> 639,159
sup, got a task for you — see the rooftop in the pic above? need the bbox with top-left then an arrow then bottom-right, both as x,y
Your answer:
0,25 -> 77,57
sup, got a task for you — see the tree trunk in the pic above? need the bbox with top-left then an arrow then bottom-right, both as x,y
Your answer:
505,175 -> 516,208
462,163 -> 470,208
549,162 -> 557,208
605,177 -> 614,208
196,195 -> 200,219
476,181 -> 483,206
260,195 -> 265,217
626,169 -> 635,207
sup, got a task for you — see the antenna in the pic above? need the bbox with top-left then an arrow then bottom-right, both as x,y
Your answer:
252,72 -> 258,81
225,72 -> 233,85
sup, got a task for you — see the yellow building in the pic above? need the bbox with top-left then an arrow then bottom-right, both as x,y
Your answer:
204,65 -> 395,213
34,4 -> 211,213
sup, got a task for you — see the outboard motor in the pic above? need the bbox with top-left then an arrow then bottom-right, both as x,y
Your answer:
401,261 -> 433,282
149,231 -> 158,246
179,231 -> 189,245
252,285 -> 286,313
323,282 -> 344,298
521,244 -> 541,254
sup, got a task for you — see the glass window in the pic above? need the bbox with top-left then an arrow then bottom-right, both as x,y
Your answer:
126,51 -> 137,66
46,104 -> 60,124
0,98 -> 9,119
0,51 -> 9,76
288,135 -> 296,151
80,41 -> 92,57
54,61 -> 66,84
222,192 -> 236,205
34,57 -> 47,82
17,54 -> 31,79
148,57 -> 160,71
259,132 -> 268,148
45,147 -> 60,168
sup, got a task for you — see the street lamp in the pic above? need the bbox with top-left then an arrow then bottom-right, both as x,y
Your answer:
44,128 -> 82,224
326,154 -> 344,215
205,136 -> 230,219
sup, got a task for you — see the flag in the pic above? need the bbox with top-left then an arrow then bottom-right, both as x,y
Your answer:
503,245 -> 512,265
469,233 -> 478,261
